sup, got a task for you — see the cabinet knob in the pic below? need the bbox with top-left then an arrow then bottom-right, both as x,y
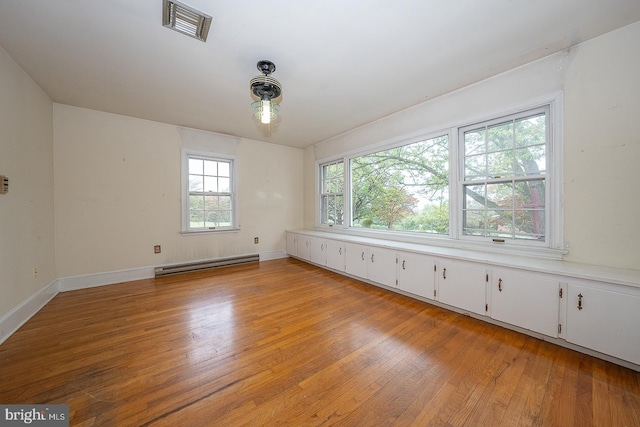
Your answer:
577,293 -> 584,310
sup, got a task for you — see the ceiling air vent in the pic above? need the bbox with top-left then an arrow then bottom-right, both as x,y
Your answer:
162,0 -> 212,42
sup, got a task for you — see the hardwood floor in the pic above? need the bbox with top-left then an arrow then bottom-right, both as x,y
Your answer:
1,258 -> 639,426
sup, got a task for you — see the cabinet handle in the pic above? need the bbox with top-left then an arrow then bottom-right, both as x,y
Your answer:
371,253 -> 375,263
402,260 -> 406,270
339,247 -> 342,255
498,278 -> 502,292
361,251 -> 365,261
321,243 -> 324,251
442,268 -> 447,279
577,293 -> 583,310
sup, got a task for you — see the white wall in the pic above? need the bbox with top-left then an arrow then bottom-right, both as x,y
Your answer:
305,21 -> 640,271
54,105 -> 303,278
0,46 -> 56,320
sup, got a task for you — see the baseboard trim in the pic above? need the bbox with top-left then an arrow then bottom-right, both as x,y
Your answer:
0,279 -> 59,346
58,266 -> 155,292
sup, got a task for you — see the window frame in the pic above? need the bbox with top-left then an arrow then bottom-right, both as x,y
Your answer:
458,105 -> 550,247
315,93 -> 564,257
181,149 -> 239,234
319,160 -> 345,226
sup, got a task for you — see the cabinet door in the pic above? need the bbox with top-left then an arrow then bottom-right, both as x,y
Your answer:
326,240 -> 345,272
309,237 -> 326,266
566,283 -> 640,365
437,259 -> 487,316
490,270 -> 559,337
398,251 -> 436,300
296,235 -> 310,261
344,243 -> 368,280
286,232 -> 297,256
368,247 -> 397,288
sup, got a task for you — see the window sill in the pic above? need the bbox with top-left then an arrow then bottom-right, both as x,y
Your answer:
181,227 -> 241,235
313,225 -> 565,261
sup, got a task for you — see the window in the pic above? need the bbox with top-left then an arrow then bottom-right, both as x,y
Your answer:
461,107 -> 548,242
320,160 -> 344,225
182,151 -> 237,232
350,135 -> 449,234
317,97 -> 562,253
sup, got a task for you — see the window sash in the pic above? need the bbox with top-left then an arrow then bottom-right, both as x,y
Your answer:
460,106 -> 549,244
183,151 -> 237,232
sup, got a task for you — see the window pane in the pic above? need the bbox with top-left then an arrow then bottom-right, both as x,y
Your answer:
204,176 -> 217,192
203,160 -> 217,176
218,162 -> 230,177
515,209 -> 545,239
464,130 -> 485,155
190,194 -> 204,210
464,184 -> 485,210
204,195 -> 218,210
334,195 -> 343,225
486,182 -> 513,206
189,175 -> 204,192
189,158 -> 203,175
487,122 -> 513,152
487,210 -> 513,237
189,209 -> 205,229
514,179 -> 545,209
487,150 -> 515,179
463,210 -> 486,232
351,135 -> 449,234
218,177 -> 230,193
515,114 -> 545,147
515,146 -> 546,176
465,154 -> 486,180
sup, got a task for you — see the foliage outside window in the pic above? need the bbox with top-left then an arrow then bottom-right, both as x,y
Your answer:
351,135 -> 449,234
318,102 -> 558,249
461,108 -> 547,242
185,153 -> 236,232
320,161 -> 344,225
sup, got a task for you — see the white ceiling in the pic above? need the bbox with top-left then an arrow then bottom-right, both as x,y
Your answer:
1,1 -> 639,149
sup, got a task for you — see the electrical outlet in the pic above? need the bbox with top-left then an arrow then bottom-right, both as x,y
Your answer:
154,245 -> 161,254
32,267 -> 37,278
254,237 -> 259,244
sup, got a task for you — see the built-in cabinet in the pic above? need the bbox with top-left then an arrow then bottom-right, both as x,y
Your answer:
489,270 -> 560,338
309,237 -> 326,266
368,246 -> 397,288
325,239 -> 345,272
397,251 -> 436,300
344,242 -> 368,280
437,258 -> 488,316
285,230 -> 640,369
565,282 -> 640,365
296,234 -> 310,261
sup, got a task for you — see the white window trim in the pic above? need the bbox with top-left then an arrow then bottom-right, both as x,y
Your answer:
315,92 -> 565,260
181,149 -> 240,234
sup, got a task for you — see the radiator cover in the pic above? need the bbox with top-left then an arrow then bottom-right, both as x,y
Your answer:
154,254 -> 260,277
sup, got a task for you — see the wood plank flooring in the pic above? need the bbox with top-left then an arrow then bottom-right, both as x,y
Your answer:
1,258 -> 639,426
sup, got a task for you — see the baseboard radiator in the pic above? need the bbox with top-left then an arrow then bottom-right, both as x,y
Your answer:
154,254 -> 260,277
